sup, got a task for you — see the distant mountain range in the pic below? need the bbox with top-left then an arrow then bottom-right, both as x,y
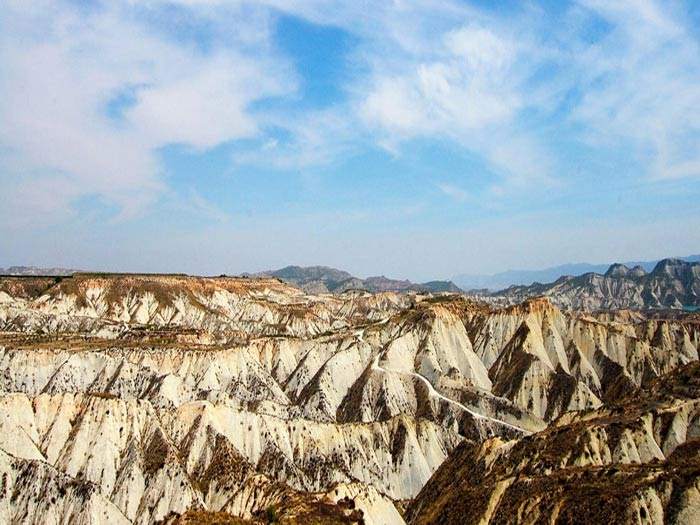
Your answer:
5,257 -> 699,310
0,265 -> 80,276
488,258 -> 700,310
253,265 -> 462,294
453,254 -> 700,291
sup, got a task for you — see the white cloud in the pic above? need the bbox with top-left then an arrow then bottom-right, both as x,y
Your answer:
569,0 -> 700,179
354,0 -> 700,185
232,107 -> 359,169
361,76 -> 428,136
355,12 -> 553,190
445,25 -> 516,71
3,0 -> 700,235
126,55 -> 274,150
0,0 -> 293,223
365,23 -> 522,132
437,183 -> 470,203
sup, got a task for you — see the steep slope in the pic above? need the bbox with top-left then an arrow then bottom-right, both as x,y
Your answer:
407,361 -> 700,525
490,258 -> 700,310
1,273 -> 699,523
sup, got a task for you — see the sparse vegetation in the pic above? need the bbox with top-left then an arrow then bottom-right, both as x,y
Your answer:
264,505 -> 278,523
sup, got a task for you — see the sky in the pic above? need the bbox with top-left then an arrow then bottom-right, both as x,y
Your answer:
1,0 -> 699,281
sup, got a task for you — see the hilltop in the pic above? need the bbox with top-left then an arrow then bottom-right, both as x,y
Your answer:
486,258 -> 700,310
254,265 -> 463,294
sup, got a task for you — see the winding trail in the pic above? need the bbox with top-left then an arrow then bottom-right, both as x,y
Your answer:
356,324 -> 529,435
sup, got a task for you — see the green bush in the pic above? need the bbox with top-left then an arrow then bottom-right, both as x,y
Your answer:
265,505 -> 278,523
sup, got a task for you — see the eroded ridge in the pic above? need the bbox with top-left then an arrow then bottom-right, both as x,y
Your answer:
1,273 -> 698,523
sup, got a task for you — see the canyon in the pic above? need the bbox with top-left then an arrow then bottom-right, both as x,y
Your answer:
0,272 -> 699,523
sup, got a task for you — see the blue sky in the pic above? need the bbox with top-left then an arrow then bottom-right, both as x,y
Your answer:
1,0 -> 699,280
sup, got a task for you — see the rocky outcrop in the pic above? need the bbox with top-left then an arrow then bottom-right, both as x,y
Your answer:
0,273 -> 698,523
406,362 -> 700,524
489,259 -> 700,310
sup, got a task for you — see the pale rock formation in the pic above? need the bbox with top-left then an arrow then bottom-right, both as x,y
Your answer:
0,273 -> 698,523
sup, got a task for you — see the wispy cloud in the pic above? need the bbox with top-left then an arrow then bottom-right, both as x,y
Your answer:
437,183 -> 470,203
568,0 -> 700,180
0,0 -> 293,223
234,107 -> 360,169
2,0 -> 700,238
351,5 -> 557,189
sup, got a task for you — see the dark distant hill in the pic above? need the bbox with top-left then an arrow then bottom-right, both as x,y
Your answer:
419,280 -> 463,293
257,266 -> 462,294
453,254 -> 700,290
489,258 -> 700,310
266,265 -> 354,283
